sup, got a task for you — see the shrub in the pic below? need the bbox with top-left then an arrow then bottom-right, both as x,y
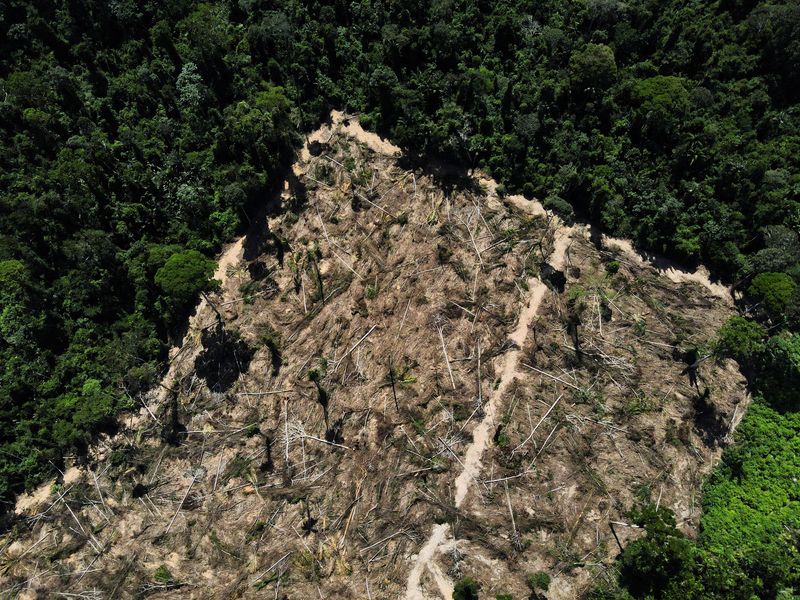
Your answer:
527,571 -> 551,591
619,505 -> 700,598
715,316 -> 766,364
154,565 -> 175,585
748,272 -> 797,317
453,576 -> 480,600
155,250 -> 218,307
543,194 -> 575,219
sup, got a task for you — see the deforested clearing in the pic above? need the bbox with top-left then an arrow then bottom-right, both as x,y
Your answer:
2,114 -> 747,599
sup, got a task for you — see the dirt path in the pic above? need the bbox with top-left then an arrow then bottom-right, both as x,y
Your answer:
406,524 -> 450,600
402,197 -> 730,599
302,110 -> 400,162
8,110 -> 743,598
405,202 -> 573,599
600,235 -> 731,304
453,226 -> 571,508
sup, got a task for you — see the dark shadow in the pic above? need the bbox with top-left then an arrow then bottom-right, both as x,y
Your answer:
194,324 -> 254,393
301,503 -> 318,536
243,216 -> 293,264
160,388 -> 187,446
635,247 -> 701,274
0,510 -> 18,535
540,262 -> 566,293
242,171 -> 304,263
307,139 -> 328,157
566,297 -> 582,364
679,348 -> 701,390
693,387 -> 727,447
325,415 -> 345,445
588,222 -> 603,250
599,297 -> 612,322
167,301 -> 203,357
265,338 -> 282,377
242,217 -> 271,263
396,155 -> 483,197
283,171 -> 308,215
260,433 -> 274,473
247,261 -> 270,281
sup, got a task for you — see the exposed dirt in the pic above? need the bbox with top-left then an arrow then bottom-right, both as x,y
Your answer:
2,113 -> 747,600
406,218 -> 575,599
600,236 -> 731,303
412,225 -> 747,600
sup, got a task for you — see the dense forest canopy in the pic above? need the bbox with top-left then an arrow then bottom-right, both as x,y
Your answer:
1,0 -> 799,596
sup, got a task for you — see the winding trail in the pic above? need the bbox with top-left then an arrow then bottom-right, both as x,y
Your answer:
405,206 -> 574,600
154,112 -> 729,598
600,235 -> 731,304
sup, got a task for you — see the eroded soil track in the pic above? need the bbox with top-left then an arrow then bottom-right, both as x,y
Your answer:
406,223 -> 574,600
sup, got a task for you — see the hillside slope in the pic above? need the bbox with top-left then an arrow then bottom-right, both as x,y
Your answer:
1,114 -> 747,599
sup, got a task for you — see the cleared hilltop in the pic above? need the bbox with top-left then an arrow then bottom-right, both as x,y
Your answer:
2,114 -> 747,599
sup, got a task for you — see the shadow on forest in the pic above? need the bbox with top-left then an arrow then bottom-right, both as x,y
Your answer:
242,172 -> 305,263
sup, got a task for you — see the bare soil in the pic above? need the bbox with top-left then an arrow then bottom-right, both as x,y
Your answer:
1,113 -> 747,600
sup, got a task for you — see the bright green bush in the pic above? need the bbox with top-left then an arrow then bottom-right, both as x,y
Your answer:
748,272 -> 797,317
715,316 -> 767,364
758,333 -> 800,410
155,250 -> 218,307
153,564 -> 175,585
605,261 -> 620,275
526,571 -> 551,591
701,400 -> 800,596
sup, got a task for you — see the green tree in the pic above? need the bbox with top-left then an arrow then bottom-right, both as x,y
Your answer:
619,505 -> 701,598
570,43 -> 617,91
0,259 -> 43,352
453,577 -> 480,600
758,333 -> 800,410
631,76 -> 690,140
748,272 -> 797,318
750,226 -> 800,276
716,316 -> 767,365
155,250 -> 218,310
